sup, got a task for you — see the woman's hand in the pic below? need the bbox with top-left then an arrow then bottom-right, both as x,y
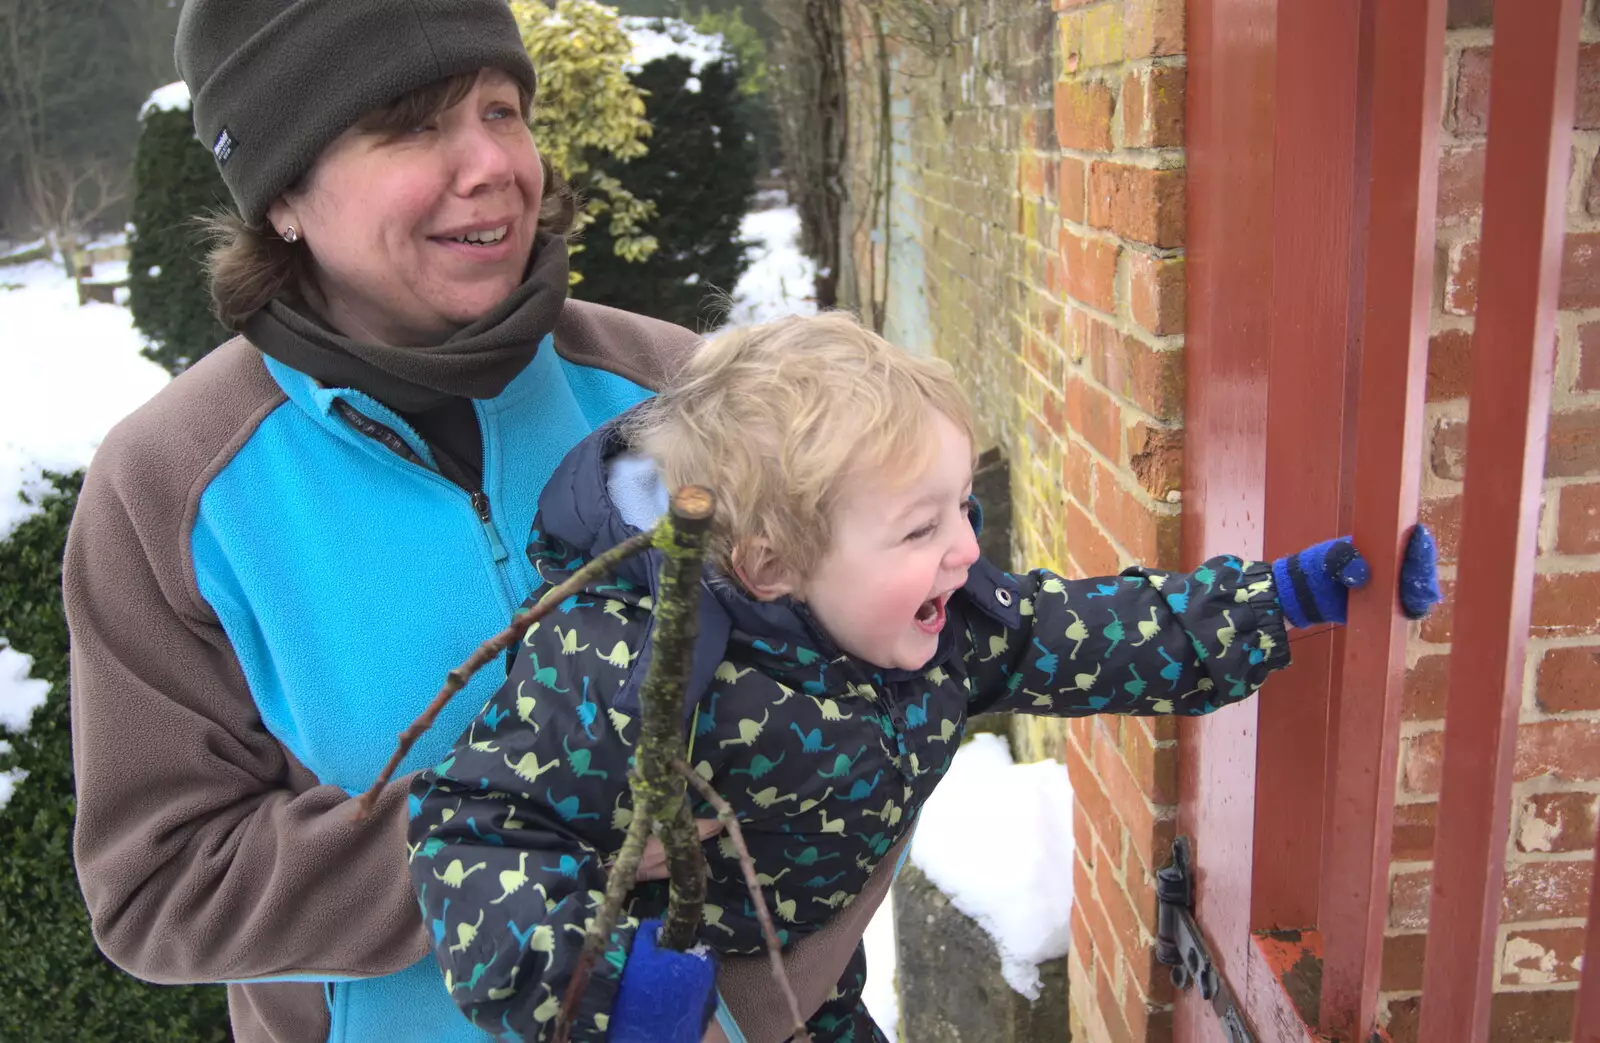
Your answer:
634,818 -> 725,881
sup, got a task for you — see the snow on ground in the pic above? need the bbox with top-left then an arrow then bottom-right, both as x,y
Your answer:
909,733 -> 1075,999
727,207 -> 816,325
0,259 -> 170,539
862,888 -> 900,1040
0,257 -> 170,808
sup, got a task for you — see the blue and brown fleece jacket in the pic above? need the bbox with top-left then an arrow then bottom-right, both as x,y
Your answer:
409,420 -> 1295,1042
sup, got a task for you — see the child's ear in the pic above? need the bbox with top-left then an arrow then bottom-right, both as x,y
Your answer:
731,540 -> 799,602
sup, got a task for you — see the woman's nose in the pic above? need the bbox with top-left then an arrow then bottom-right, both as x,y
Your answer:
453,125 -> 515,194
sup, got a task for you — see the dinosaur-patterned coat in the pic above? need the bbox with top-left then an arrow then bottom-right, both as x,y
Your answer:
408,425 -> 1293,1042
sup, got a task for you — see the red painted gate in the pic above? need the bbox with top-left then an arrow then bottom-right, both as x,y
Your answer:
1178,0 -> 1593,1040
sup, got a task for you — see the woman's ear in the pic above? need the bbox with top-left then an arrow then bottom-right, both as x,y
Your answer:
265,197 -> 299,240
731,540 -> 799,602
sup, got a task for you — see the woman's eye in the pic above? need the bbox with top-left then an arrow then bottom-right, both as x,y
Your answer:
406,122 -> 435,135
486,104 -> 519,122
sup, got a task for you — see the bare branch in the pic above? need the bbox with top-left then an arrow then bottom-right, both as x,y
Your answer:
354,529 -> 656,818
675,758 -> 813,1043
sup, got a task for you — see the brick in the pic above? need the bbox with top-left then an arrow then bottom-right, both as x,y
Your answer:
1430,416 -> 1467,481
1121,64 -> 1185,149
1579,321 -> 1600,392
1065,444 -> 1095,507
1562,231 -> 1600,309
1067,498 -> 1121,577
1066,718 -> 1121,843
1447,0 -> 1493,29
1120,703 -> 1179,804
1452,47 -> 1492,137
1533,571 -> 1600,637
1067,4 -> 1125,70
1503,859 -> 1593,922
1403,653 -> 1451,722
1066,303 -> 1091,365
1124,0 -> 1185,60
1537,644 -> 1600,713
1582,45 -> 1600,129
1426,328 -> 1473,401
1389,868 -> 1431,929
1392,801 -> 1437,861
1586,151 -> 1600,219
1449,232 -> 1600,314
1128,251 -> 1185,336
1061,227 -> 1121,312
1558,483 -> 1600,554
1501,927 -> 1586,986
1095,841 -> 1147,961
1066,374 -> 1124,461
1490,990 -> 1577,1043
1431,407 -> 1600,482
1056,79 -> 1115,152
1096,958 -> 1134,1043
1417,495 -> 1461,567
1549,406 -> 1600,477
1088,162 -> 1187,248
1380,931 -> 1427,992
1071,901 -> 1097,975
1086,325 -> 1185,420
1443,239 -> 1479,315
1405,719 -> 1600,794
1515,791 -> 1599,854
1516,718 -> 1600,782
1388,991 -> 1582,1043
1438,145 -> 1486,223
1127,421 -> 1183,498
1060,155 -> 1088,224
1093,462 -> 1181,566
1421,577 -> 1454,643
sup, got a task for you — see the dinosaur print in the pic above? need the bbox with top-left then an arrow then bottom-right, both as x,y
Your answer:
411,534 -> 1293,1042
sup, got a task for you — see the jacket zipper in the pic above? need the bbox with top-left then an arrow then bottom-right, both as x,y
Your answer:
334,399 -> 511,570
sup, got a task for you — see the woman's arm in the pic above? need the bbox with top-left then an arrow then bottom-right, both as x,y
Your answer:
65,448 -> 429,985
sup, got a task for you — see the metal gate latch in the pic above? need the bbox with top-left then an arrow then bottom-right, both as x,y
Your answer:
1156,836 -> 1258,1043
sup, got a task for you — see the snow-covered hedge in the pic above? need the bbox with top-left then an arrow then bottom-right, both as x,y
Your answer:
0,473 -> 232,1039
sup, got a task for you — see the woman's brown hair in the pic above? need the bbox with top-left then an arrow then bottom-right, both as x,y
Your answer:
204,71 -> 576,329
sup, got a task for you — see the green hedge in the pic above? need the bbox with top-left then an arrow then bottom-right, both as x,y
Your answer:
128,104 -> 232,377
0,474 -> 232,1040
572,54 -> 759,328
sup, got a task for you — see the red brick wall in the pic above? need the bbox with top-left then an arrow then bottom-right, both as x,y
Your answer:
1382,4 -> 1600,1039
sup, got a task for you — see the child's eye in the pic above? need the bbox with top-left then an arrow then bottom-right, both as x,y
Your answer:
905,521 -> 938,542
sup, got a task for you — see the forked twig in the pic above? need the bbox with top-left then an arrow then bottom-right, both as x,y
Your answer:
675,758 -> 814,1043
555,804 -> 653,1043
354,529 -> 656,819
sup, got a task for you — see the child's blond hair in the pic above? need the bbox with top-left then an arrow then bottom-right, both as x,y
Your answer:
627,311 -> 975,582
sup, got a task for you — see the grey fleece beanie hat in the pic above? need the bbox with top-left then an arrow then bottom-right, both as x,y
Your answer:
175,0 -> 537,225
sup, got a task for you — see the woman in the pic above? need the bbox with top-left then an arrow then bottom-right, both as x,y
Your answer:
64,2 -> 893,1041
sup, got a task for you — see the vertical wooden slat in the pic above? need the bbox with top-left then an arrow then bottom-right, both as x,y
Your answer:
1577,825 -> 1600,1042
1316,0 -> 1445,1036
1256,0 -> 1370,933
1418,2 -> 1580,1039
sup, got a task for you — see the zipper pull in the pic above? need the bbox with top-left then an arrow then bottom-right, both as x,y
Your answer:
471,492 -> 509,562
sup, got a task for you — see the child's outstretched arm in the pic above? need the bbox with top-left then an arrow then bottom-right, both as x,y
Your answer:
407,623 -> 646,1040
963,554 -> 1290,718
963,528 -> 1438,719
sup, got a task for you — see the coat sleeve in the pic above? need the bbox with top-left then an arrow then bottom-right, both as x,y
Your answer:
409,615 -> 643,1040
64,421 -> 430,986
963,556 -> 1292,718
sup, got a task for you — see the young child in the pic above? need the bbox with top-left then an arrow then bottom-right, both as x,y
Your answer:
408,313 -> 1435,1043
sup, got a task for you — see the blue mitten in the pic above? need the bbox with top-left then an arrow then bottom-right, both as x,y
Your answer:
1273,536 -> 1371,628
1273,526 -> 1442,628
608,920 -> 717,1043
1399,524 -> 1442,620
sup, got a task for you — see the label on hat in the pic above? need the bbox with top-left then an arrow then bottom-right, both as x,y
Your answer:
213,128 -> 237,167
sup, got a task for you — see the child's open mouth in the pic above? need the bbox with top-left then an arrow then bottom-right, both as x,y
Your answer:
914,593 -> 950,635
